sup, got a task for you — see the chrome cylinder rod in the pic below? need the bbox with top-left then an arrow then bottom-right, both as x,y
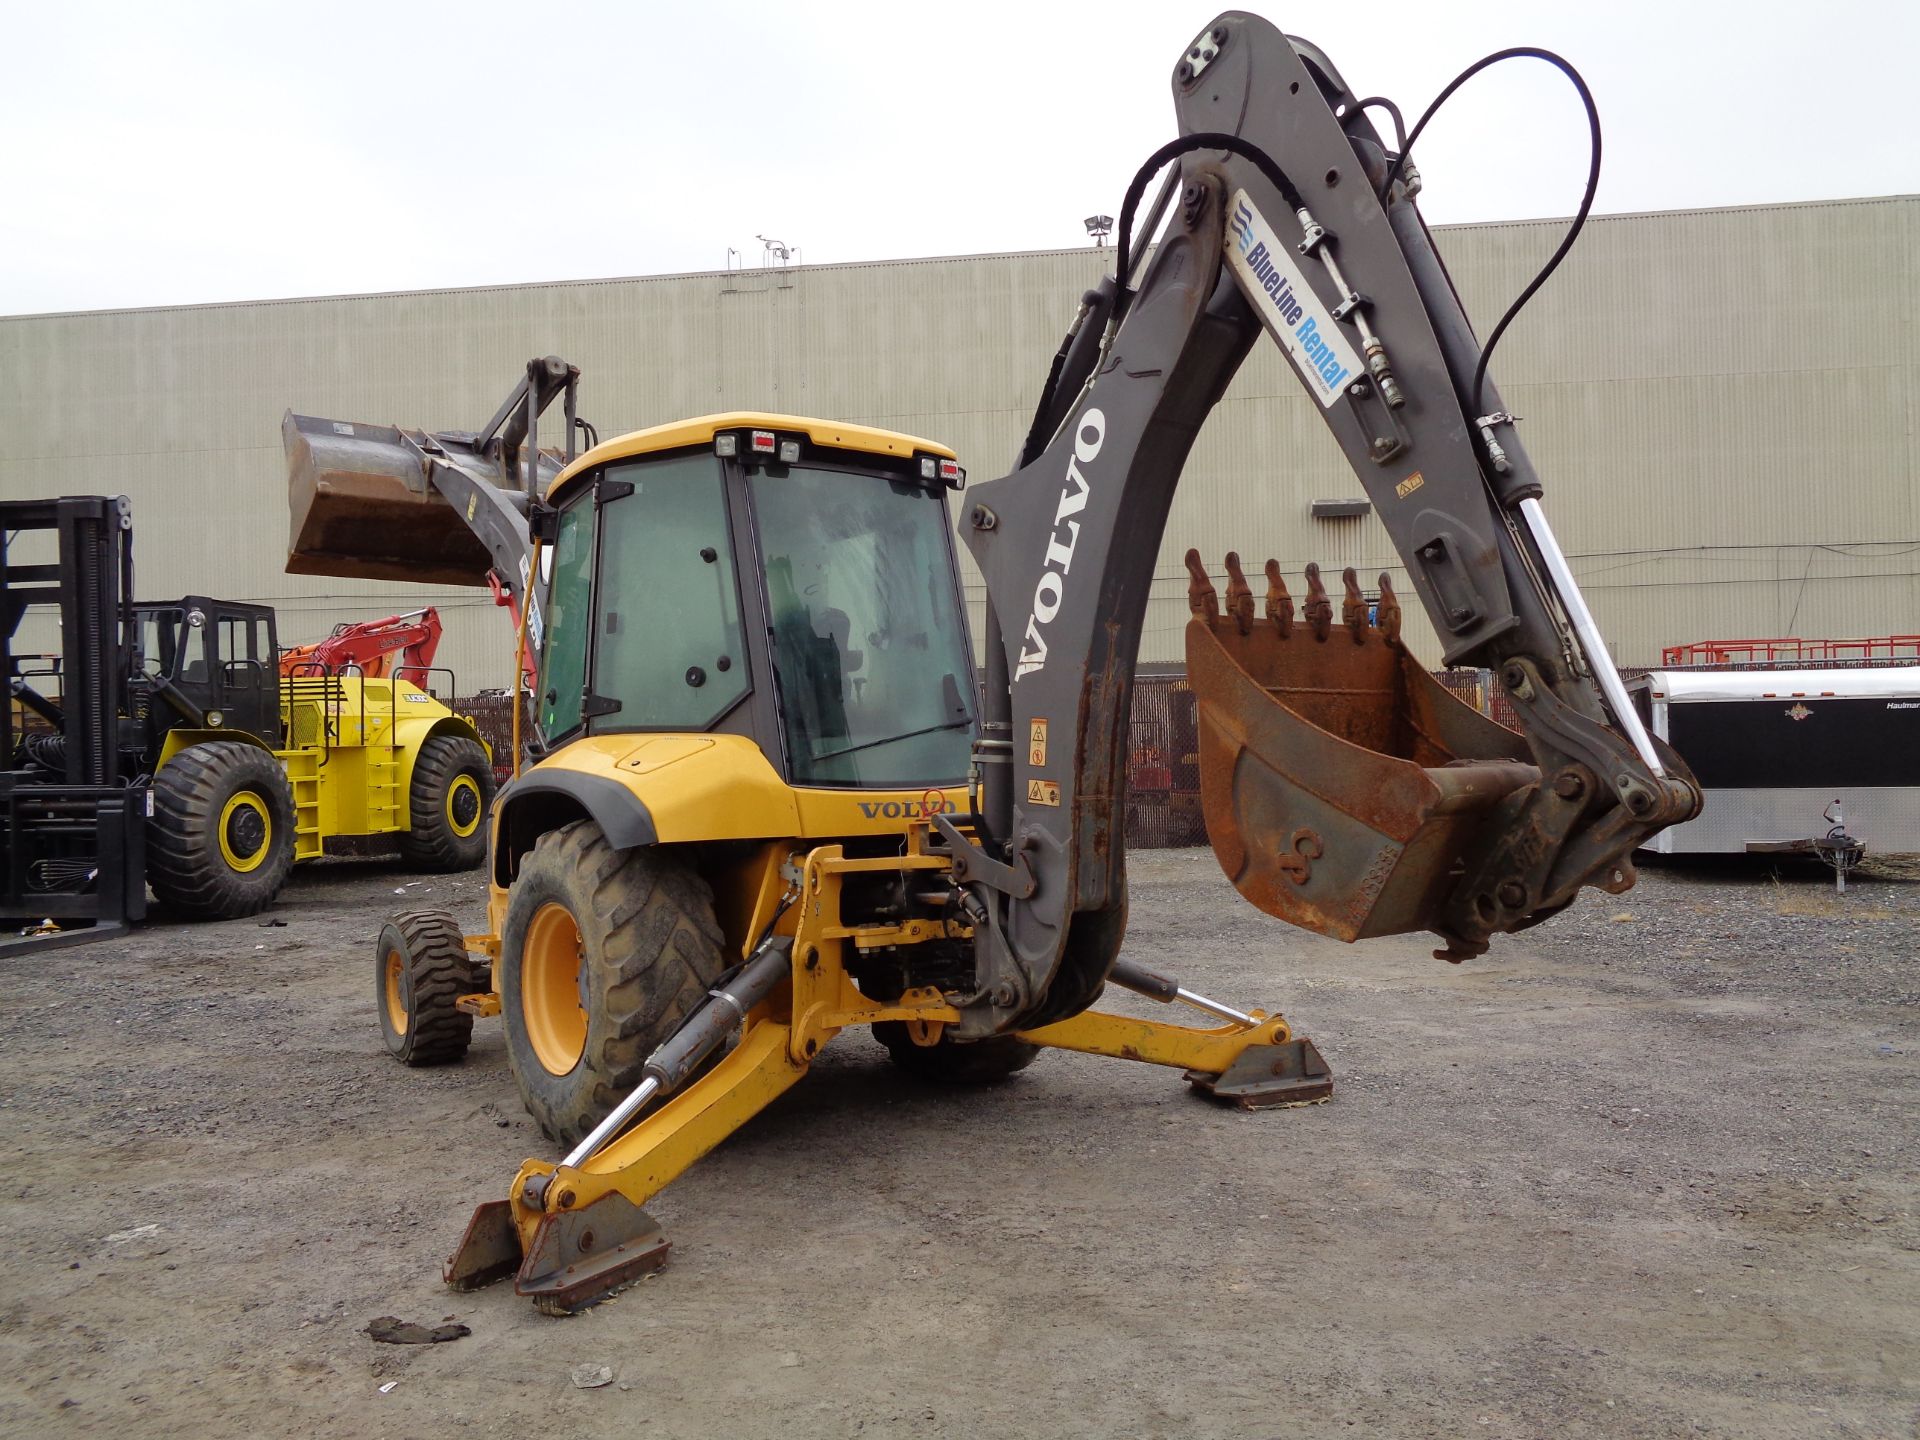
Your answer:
559,936 -> 795,1172
1107,957 -> 1258,1028
561,1077 -> 663,1172
1517,496 -> 1665,777
1172,986 -> 1259,1028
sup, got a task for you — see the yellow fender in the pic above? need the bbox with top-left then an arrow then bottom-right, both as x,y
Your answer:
155,727 -> 276,771
490,733 -> 970,883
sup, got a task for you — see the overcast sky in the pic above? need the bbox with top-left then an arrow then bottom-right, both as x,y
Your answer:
4,0 -> 1915,316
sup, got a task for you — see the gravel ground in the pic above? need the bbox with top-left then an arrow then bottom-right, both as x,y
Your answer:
0,849 -> 1914,1439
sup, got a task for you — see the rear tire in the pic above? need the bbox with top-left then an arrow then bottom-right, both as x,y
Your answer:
147,741 -> 297,919
499,822 -> 726,1145
376,909 -> 480,1065
399,734 -> 496,872
873,1025 -> 1041,1084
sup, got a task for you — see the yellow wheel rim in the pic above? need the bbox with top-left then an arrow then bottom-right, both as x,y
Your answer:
383,948 -> 407,1034
218,791 -> 272,873
522,902 -> 587,1076
445,773 -> 483,838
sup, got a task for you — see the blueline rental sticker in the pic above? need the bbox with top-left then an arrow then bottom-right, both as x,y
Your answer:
1225,189 -> 1362,409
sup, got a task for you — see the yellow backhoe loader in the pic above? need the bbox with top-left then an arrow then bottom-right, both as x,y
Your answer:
287,12 -> 1698,1312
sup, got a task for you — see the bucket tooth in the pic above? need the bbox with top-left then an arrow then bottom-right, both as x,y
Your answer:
1184,548 -> 1219,622
1264,560 -> 1293,636
1376,573 -> 1402,642
1223,552 -> 1254,635
1341,567 -> 1369,644
1302,563 -> 1333,642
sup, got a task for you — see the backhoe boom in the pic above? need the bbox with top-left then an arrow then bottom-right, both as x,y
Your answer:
949,13 -> 1699,1036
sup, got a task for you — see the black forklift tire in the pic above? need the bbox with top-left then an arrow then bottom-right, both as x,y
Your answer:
399,735 -> 497,871
147,740 -> 297,919
499,822 -> 727,1146
873,1024 -> 1042,1084
376,909 -> 480,1065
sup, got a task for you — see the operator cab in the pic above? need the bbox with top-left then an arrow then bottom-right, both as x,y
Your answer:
131,598 -> 282,752
536,414 -> 978,790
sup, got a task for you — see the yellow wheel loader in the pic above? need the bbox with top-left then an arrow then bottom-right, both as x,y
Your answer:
140,599 -> 495,916
291,13 -> 1698,1313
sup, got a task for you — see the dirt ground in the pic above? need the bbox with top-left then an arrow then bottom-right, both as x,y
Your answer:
1,847 -> 1915,1439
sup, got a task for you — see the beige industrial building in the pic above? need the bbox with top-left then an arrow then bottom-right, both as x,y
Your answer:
2,193 -> 1914,689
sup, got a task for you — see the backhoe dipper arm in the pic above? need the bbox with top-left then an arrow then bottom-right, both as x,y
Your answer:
947,13 -> 1699,1038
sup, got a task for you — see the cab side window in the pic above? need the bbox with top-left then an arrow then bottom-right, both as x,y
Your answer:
592,456 -> 748,728
540,500 -> 596,736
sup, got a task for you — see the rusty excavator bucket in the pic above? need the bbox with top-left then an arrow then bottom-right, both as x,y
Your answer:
1184,550 -> 1542,945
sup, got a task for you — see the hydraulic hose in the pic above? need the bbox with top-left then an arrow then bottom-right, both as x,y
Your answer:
1378,48 -> 1603,416
1115,131 -> 1305,322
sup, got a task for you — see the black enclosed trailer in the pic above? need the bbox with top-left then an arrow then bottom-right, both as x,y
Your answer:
1628,667 -> 1920,856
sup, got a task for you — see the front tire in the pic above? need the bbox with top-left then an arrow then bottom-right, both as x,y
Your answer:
399,734 -> 496,872
376,909 -> 480,1065
499,823 -> 726,1145
147,741 -> 297,919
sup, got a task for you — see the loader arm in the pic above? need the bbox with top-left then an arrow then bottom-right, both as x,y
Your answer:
944,13 -> 1700,1038
283,356 -> 589,692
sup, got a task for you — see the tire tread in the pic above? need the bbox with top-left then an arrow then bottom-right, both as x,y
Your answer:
502,822 -> 725,1144
398,734 -> 496,871
146,741 -> 297,919
380,908 -> 476,1066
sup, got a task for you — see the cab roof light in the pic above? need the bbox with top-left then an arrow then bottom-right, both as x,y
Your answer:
750,430 -> 777,454
714,434 -> 739,458
778,439 -> 801,463
920,455 -> 966,488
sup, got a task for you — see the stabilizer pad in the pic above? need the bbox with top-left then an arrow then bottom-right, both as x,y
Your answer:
444,1199 -> 523,1291
515,1191 -> 672,1315
1186,1038 -> 1333,1109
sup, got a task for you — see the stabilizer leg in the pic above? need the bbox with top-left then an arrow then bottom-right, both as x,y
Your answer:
1018,959 -> 1334,1108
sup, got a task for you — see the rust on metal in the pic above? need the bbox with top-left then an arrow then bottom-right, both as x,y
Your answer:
1264,559 -> 1293,637
1302,563 -> 1333,642
1223,551 -> 1254,635
282,412 -> 561,587
1273,827 -> 1322,886
444,1199 -> 523,1292
514,1191 -> 672,1315
1186,1037 -> 1334,1109
1184,548 -> 1220,621
1375,573 -> 1402,642
1186,553 -> 1541,944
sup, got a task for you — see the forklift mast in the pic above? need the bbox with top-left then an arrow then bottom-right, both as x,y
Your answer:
0,495 -> 147,938
1,496 -> 135,786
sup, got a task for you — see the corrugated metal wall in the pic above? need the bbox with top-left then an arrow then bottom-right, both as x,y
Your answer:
2,195 -> 1913,686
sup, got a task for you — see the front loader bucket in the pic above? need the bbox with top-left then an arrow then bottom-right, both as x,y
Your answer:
1184,551 -> 1540,943
283,412 -> 559,587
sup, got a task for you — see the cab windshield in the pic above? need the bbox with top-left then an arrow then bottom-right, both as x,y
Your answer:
750,464 -> 976,787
